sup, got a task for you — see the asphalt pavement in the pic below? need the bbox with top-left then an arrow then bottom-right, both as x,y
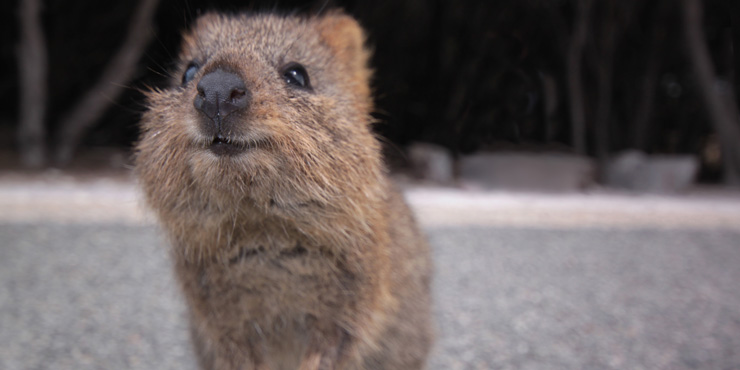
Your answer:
1,177 -> 740,369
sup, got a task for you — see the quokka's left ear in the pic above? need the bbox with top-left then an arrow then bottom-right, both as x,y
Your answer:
317,10 -> 373,98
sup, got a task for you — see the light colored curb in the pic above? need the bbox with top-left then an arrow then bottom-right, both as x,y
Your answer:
1,176 -> 740,230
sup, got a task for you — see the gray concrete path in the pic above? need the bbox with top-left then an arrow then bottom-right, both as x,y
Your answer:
2,176 -> 740,369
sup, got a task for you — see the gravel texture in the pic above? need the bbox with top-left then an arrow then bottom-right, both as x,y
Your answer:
0,224 -> 195,370
428,227 -> 740,370
2,222 -> 740,370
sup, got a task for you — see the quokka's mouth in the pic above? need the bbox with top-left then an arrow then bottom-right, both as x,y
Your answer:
208,134 -> 269,156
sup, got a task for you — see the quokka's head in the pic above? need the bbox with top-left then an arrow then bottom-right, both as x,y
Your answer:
136,11 -> 386,217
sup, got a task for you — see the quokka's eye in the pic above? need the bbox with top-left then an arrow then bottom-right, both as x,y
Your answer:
281,62 -> 311,90
182,62 -> 200,86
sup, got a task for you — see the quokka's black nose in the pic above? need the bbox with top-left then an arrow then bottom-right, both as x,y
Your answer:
193,69 -> 250,122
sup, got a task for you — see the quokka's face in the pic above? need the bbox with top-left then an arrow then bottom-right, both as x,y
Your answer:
136,12 -> 382,211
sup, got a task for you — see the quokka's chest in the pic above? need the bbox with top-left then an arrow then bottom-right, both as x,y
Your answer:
179,243 -> 361,325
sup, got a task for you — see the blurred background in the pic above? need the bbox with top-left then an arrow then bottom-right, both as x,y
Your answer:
2,0 -> 740,191
2,1 -> 740,369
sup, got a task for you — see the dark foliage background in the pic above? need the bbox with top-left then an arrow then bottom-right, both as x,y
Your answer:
2,0 -> 740,182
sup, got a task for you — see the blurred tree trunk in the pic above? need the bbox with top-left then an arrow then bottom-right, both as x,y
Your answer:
633,0 -> 668,151
567,0 -> 591,155
731,2 -> 740,105
18,0 -> 48,168
54,0 -> 160,165
682,0 -> 740,185
593,0 -> 616,177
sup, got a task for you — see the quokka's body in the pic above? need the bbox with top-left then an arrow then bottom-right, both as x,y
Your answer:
135,11 -> 433,370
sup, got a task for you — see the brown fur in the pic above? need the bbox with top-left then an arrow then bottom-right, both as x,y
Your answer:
135,11 -> 432,370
